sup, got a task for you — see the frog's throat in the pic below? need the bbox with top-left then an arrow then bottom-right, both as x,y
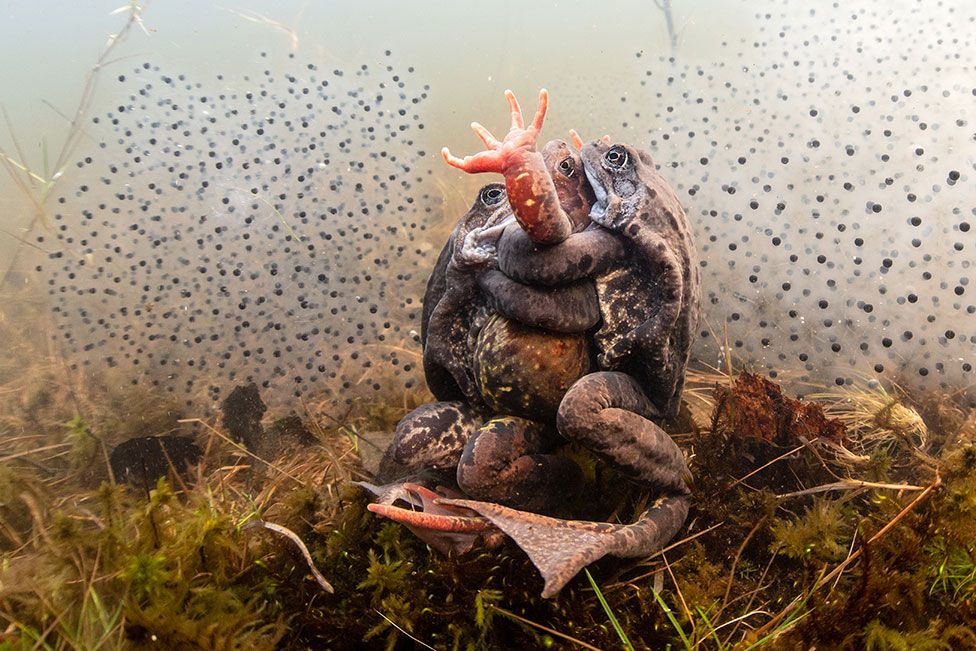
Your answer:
584,164 -> 610,224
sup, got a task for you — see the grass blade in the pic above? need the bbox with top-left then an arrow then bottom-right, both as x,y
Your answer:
650,586 -> 691,650
585,569 -> 635,651
696,606 -> 727,650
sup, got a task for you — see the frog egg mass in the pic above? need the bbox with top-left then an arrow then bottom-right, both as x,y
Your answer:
26,0 -> 976,411
38,53 -> 438,409
625,2 -> 975,399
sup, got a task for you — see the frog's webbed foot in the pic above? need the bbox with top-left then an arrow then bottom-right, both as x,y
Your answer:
441,89 -> 548,175
440,495 -> 689,598
364,483 -> 505,555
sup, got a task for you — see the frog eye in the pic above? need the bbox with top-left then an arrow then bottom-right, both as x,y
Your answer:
557,156 -> 576,178
479,185 -> 506,205
603,145 -> 630,170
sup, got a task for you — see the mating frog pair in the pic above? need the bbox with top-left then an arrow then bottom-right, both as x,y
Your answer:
364,89 -> 700,598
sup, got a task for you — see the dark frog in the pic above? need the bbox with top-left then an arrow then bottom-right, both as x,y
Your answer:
367,90 -> 701,598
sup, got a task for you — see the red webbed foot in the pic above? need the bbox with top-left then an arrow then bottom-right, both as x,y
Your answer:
441,89 -> 549,175
364,482 -> 505,555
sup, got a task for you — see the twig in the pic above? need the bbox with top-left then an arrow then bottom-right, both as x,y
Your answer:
242,519 -> 333,593
662,553 -> 692,632
221,6 -> 301,51
608,521 -> 725,591
718,516 -> 767,620
1,107 -> 37,190
0,228 -> 51,254
830,528 -> 859,593
177,418 -> 306,485
722,553 -> 777,646
20,491 -> 54,548
776,479 -> 926,499
371,608 -> 436,650
317,410 -> 383,451
0,443 -> 72,463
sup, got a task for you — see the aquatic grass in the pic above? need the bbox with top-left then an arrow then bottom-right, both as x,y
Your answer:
810,379 -> 930,462
650,586 -> 691,650
488,604 -> 601,651
585,568 -> 635,651
926,537 -> 976,601
694,605 -> 727,650
222,6 -> 302,52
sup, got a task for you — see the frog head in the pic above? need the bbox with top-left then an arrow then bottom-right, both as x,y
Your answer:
580,139 -> 654,231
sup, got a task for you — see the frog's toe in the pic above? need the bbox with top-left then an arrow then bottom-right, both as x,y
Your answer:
529,88 -> 548,132
470,121 -> 501,149
568,129 -> 584,150
441,146 -> 506,174
354,479 -> 425,507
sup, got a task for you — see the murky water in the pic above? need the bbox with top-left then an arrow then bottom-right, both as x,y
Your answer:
1,0 -> 974,417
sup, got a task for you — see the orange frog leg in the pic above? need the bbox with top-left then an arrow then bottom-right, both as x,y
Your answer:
442,89 -> 573,245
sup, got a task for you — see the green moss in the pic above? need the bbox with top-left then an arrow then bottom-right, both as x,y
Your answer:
770,498 -> 851,563
64,416 -> 98,468
861,619 -> 976,651
122,552 -> 171,601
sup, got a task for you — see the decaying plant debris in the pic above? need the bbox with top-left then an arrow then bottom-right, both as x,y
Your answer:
3,284 -> 976,650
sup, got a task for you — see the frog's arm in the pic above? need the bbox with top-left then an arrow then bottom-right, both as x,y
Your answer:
442,90 -> 573,245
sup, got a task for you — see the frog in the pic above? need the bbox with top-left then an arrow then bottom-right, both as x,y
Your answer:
387,179 -> 601,492
384,181 -> 602,516
368,90 -> 700,598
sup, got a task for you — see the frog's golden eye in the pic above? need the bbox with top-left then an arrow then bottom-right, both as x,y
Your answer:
479,185 -> 506,205
557,156 -> 576,178
604,145 -> 630,170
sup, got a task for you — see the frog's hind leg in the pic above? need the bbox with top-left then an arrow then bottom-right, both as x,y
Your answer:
387,401 -> 482,472
557,371 -> 690,496
456,416 -> 584,513
439,496 -> 688,598
443,371 -> 691,598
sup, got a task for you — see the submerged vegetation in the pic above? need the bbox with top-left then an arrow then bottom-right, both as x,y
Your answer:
3,282 -> 976,649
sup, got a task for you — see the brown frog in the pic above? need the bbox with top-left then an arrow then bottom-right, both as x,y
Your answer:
389,180 -> 599,505
369,90 -> 700,598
